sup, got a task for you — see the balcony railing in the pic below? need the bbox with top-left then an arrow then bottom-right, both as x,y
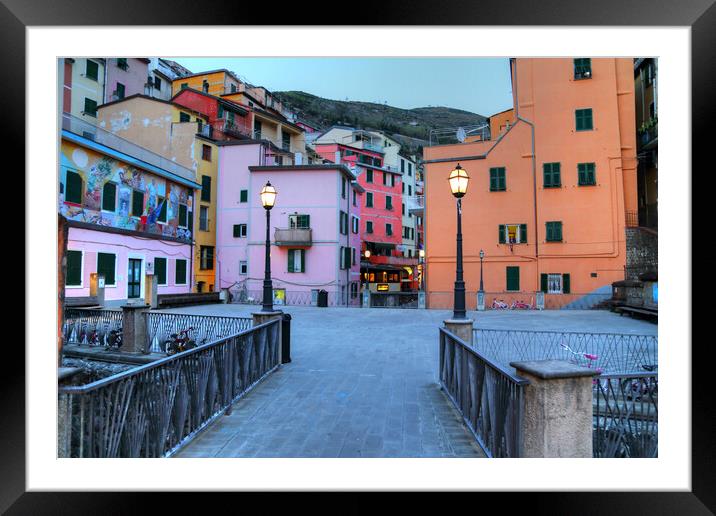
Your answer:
407,196 -> 424,214
274,227 -> 312,246
61,113 -> 196,183
222,119 -> 250,138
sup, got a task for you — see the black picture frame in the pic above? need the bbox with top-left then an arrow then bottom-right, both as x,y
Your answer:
5,0 -> 708,512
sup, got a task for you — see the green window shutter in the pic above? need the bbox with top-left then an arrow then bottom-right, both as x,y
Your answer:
556,222 -> 563,241
218,105 -> 224,118
158,197 -> 167,222
154,257 -> 167,285
367,170 -> 373,183
543,163 -> 551,187
506,266 -> 520,291
132,190 -> 144,216
540,273 -> 548,293
86,60 -> 98,80
233,225 -> 240,237
300,250 -> 306,272
499,168 -> 506,190
66,250 -> 82,286
490,169 -> 497,191
187,207 -> 193,232
367,221 -> 373,233
102,183 -> 116,211
587,163 -> 596,185
520,224 -> 527,243
84,98 -> 97,117
289,250 -> 296,272
553,163 -> 561,186
65,170 -> 83,204
367,192 -> 373,207
546,222 -> 554,241
97,253 -> 116,285
562,273 -> 571,294
240,190 -> 248,203
175,259 -> 187,284
179,112 -> 190,123
179,204 -> 188,227
201,175 -> 211,202
499,224 -> 506,244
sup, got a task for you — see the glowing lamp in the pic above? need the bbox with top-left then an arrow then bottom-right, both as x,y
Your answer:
448,164 -> 469,198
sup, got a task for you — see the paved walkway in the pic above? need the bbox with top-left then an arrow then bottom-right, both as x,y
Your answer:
171,305 -> 655,458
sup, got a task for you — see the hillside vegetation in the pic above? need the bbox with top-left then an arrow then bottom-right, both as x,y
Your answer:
275,91 -> 488,155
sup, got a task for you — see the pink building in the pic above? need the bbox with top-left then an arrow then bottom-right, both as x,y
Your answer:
216,140 -> 363,306
104,58 -> 150,103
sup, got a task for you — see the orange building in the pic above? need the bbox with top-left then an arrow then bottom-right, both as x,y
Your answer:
423,58 -> 638,309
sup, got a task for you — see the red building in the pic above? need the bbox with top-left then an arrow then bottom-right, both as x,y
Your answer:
171,87 -> 251,141
314,142 -> 412,292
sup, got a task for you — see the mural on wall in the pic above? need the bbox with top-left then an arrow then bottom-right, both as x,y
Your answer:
59,141 -> 193,241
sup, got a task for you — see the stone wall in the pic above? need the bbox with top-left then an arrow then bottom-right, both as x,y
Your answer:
625,227 -> 658,280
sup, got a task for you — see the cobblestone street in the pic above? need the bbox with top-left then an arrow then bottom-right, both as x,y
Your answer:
171,305 -> 655,458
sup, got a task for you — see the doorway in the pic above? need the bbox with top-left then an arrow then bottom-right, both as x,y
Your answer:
128,258 -> 142,299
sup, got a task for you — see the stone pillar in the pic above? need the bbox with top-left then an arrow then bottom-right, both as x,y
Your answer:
362,288 -> 370,308
89,273 -> 105,307
443,318 -> 474,346
144,273 -> 158,308
510,359 -> 600,458
252,310 -> 284,363
122,304 -> 150,354
476,291 -> 485,311
418,291 -> 426,309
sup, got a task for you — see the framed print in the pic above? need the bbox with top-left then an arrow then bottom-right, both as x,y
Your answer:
5,0 -> 709,512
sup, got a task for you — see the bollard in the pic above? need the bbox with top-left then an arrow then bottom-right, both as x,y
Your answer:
252,310 -> 284,363
510,359 -> 600,458
443,318 -> 474,346
122,303 -> 151,354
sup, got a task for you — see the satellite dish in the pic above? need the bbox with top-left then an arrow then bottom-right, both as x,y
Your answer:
456,127 -> 466,142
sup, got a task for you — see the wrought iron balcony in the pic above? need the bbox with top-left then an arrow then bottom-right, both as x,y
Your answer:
274,227 -> 312,246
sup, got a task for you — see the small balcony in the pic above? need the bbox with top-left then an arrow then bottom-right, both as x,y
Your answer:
408,196 -> 424,215
274,227 -> 312,246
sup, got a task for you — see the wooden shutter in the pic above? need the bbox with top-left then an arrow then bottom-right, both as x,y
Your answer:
175,259 -> 186,284
300,250 -> 306,272
233,225 -> 240,237
556,222 -> 563,241
132,190 -> 144,216
506,266 -> 520,291
520,224 -> 527,244
102,182 -> 116,211
154,257 -> 167,285
97,253 -> 116,285
540,273 -> 548,293
66,250 -> 82,286
490,169 -> 497,191
179,204 -> 188,227
201,175 -> 211,202
288,250 -> 295,272
499,224 -> 506,244
240,190 -> 247,202
65,171 -> 83,204
562,273 -> 571,294
546,222 -> 553,241
499,168 -> 506,190
158,197 -> 167,222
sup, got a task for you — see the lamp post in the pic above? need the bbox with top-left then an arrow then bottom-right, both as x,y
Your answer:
479,249 -> 485,292
448,164 -> 470,319
260,181 -> 277,312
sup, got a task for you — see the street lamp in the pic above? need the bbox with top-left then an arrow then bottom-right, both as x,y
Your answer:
448,164 -> 470,319
364,250 -> 371,259
479,249 -> 485,292
260,181 -> 277,312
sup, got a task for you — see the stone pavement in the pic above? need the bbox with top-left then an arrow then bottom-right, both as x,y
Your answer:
171,305 -> 655,458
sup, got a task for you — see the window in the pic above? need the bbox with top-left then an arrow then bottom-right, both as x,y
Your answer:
290,214 -> 310,229
366,221 -> 373,234
402,203 -> 405,215
402,182 -> 405,194
366,169 -> 373,183
179,112 -> 190,123
180,83 -> 188,89
233,224 -> 247,238
240,189 -> 248,203
574,58 -> 591,79
131,190 -> 144,217
575,108 -> 593,131
506,266 -> 520,291
117,58 -> 128,70
114,83 -> 125,100
288,249 -> 305,273
202,144 -> 212,161
352,247 -> 356,265
342,177 -> 347,199
490,167 -> 506,191
66,250 -> 82,286
386,223 -> 393,236
408,163 -> 413,176
102,182 -> 116,212
202,80 -> 209,93
499,224 -> 527,244
85,60 -> 98,81
175,259 -> 187,285
577,163 -> 596,185
352,216 -> 359,234
390,174 -> 395,187
408,185 -> 412,196
339,247 -> 351,270
366,192 -> 373,208
239,261 -> 248,275
178,203 -> 188,228
282,132 -> 291,152
231,84 -> 237,93
154,257 -> 167,285
154,77 -> 162,91
543,163 -> 561,188
401,160 -> 405,173
157,196 -> 167,223
382,172 -> 388,186
352,190 -> 357,206
351,282 -> 358,299
83,98 -> 98,117
386,196 -> 393,210
201,175 -> 211,202
65,170 -> 83,205
340,211 -> 348,235
218,104 -> 224,118
196,119 -> 203,133
546,221 -> 563,242
199,206 -> 209,231
541,273 -> 570,294
254,120 -> 262,138
96,253 -> 116,286
200,246 -> 214,270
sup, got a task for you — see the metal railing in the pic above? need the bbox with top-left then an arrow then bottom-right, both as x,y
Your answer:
61,113 -> 196,184
593,372 -> 658,457
274,227 -> 312,246
370,292 -> 419,308
146,313 -> 252,353
227,285 -> 356,307
439,327 -> 527,458
63,308 -> 123,346
58,318 -> 280,457
472,329 -> 657,375
427,291 -> 612,310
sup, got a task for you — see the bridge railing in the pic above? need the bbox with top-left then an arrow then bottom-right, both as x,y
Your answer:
145,312 -> 252,353
58,318 -> 280,458
63,308 -> 123,346
439,327 -> 528,458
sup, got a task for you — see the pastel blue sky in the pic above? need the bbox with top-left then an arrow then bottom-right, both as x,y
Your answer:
170,57 -> 513,116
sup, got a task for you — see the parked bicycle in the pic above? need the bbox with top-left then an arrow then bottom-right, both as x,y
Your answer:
165,327 -> 198,356
80,328 -> 101,346
510,299 -> 534,310
106,328 -> 123,351
621,364 -> 658,400
491,299 -> 509,310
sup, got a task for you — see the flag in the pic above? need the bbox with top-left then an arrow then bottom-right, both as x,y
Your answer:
148,198 -> 165,225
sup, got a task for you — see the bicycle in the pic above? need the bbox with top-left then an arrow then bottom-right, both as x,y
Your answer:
491,299 -> 509,310
164,327 -> 198,355
510,299 -> 534,310
621,364 -> 658,401
105,328 -> 123,351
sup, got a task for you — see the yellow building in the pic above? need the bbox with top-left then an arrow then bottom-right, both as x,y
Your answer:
63,58 -> 106,125
172,69 -> 242,98
97,94 -> 220,291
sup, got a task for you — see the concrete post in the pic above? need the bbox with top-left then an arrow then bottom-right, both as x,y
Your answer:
362,288 -> 370,308
89,273 -> 105,307
476,291 -> 485,311
144,273 -> 158,308
443,318 -> 474,346
122,304 -> 150,354
252,310 -> 284,363
510,359 -> 600,458
418,291 -> 426,309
